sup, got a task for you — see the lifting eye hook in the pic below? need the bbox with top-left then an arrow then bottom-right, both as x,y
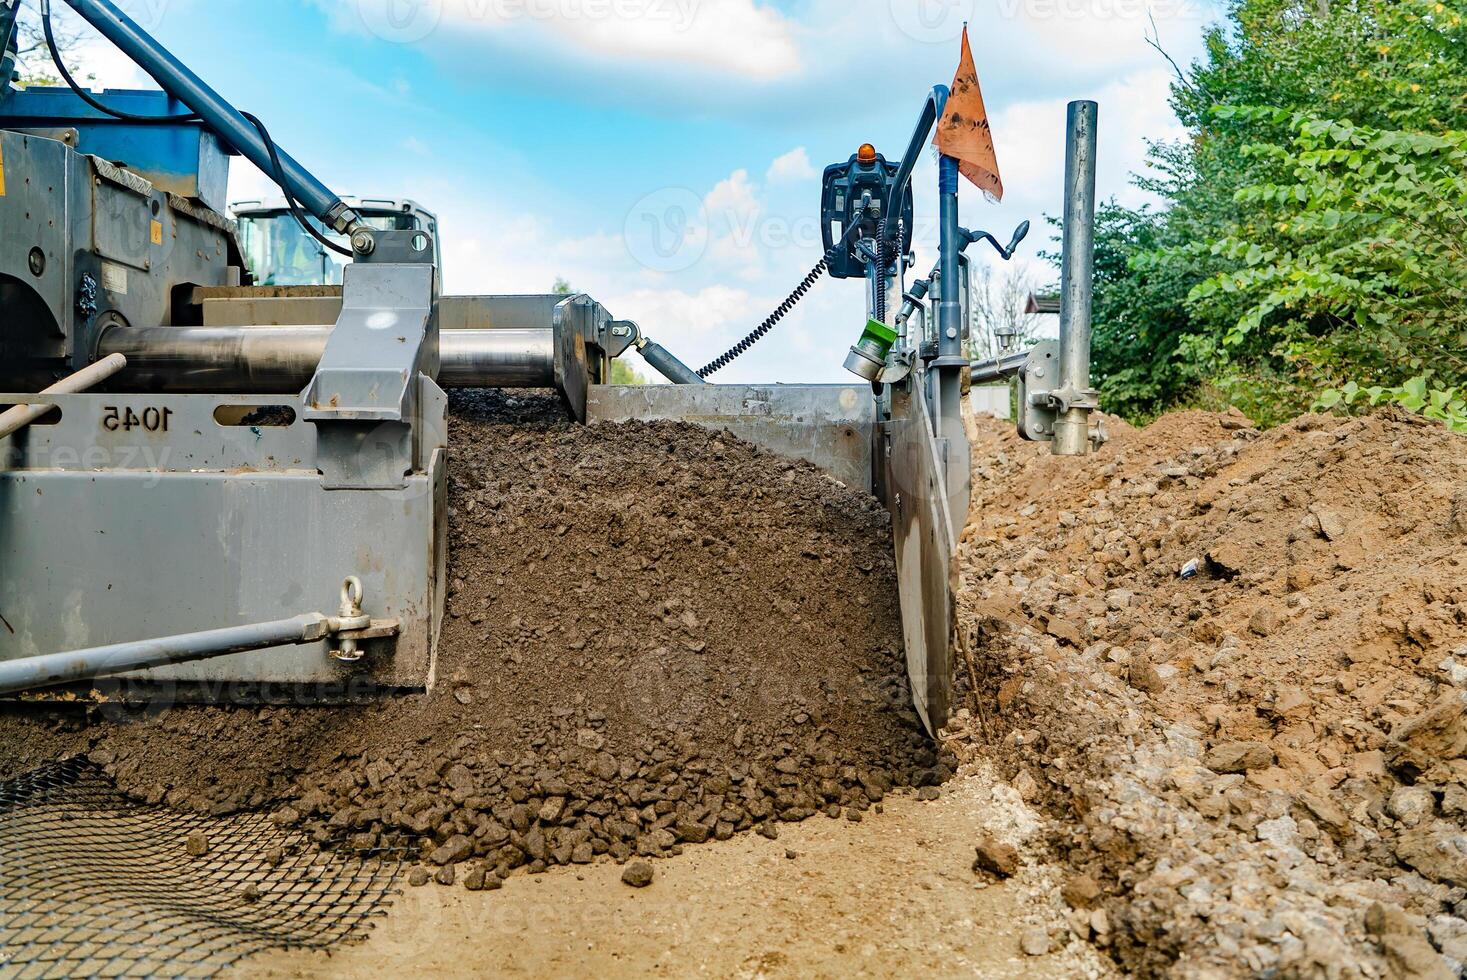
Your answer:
330,576 -> 371,663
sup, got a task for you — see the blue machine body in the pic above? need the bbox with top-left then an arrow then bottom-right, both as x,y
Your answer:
0,86 -> 233,211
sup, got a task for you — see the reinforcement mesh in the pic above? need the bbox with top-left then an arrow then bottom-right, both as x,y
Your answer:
0,758 -> 405,978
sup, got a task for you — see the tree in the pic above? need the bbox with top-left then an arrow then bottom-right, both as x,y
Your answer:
7,7 -> 86,87
1086,0 -> 1466,426
968,264 -> 1046,360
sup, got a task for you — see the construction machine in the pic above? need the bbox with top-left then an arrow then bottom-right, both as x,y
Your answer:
231,197 -> 440,287
0,0 -> 1098,735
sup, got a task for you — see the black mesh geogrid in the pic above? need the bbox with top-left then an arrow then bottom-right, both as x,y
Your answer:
0,759 -> 406,978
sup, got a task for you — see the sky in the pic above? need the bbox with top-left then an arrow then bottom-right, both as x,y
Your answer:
51,0 -> 1220,384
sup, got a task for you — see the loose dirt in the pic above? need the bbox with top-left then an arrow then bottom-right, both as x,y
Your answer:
951,408 -> 1467,977
0,391 -> 948,880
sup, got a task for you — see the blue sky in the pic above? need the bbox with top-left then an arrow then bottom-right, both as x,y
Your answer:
63,0 -> 1219,383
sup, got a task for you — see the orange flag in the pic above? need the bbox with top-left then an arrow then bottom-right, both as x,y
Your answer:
935,27 -> 1004,203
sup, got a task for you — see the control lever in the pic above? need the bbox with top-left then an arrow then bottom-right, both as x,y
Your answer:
960,220 -> 1031,261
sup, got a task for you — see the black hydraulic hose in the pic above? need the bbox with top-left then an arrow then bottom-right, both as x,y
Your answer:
241,111 -> 354,258
42,5 -> 353,258
697,220 -> 866,379
42,6 -> 195,121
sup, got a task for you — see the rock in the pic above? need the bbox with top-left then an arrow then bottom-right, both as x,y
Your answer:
1296,791 -> 1353,839
575,728 -> 605,751
1205,542 -> 1247,579
1249,607 -> 1280,637
1203,740 -> 1275,773
434,865 -> 455,886
1388,786 -> 1437,828
1451,489 -> 1467,536
674,818 -> 710,844
1020,927 -> 1052,956
1427,916 -> 1467,972
1442,784 -> 1467,818
1128,659 -> 1167,695
1364,903 -> 1454,979
1061,874 -> 1102,909
1013,770 -> 1039,801
538,797 -> 566,823
1313,508 -> 1348,542
185,832 -> 210,857
972,837 -> 1019,878
429,834 -> 473,866
463,866 -> 487,891
621,860 -> 654,888
407,866 -> 431,887
238,883 -> 261,904
1395,825 -> 1467,886
1387,694 -> 1467,777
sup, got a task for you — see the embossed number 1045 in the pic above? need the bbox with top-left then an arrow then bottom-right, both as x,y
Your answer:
102,406 -> 173,433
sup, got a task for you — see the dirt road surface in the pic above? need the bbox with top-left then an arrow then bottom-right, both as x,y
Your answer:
240,770 -> 1114,979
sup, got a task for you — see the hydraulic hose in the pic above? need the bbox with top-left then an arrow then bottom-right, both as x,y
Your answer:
41,0 -> 353,257
697,220 -> 865,379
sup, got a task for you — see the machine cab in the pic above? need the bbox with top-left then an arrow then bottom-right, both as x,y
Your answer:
231,196 -> 440,286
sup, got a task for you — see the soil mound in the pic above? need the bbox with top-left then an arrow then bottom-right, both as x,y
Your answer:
953,408 -> 1467,976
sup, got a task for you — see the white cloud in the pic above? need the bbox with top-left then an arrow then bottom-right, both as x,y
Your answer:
766,147 -> 817,183
989,67 -> 1185,215
330,0 -> 802,80
704,169 -> 759,225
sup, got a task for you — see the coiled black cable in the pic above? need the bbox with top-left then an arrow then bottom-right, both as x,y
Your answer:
41,5 -> 353,258
697,220 -> 866,379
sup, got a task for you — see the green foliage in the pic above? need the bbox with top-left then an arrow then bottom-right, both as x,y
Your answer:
1318,377 -> 1467,432
1087,0 -> 1467,428
609,359 -> 648,385
1188,115 -> 1467,411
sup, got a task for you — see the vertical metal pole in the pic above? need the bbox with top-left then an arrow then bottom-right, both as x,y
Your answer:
935,156 -> 964,426
1053,100 -> 1099,456
60,0 -> 360,233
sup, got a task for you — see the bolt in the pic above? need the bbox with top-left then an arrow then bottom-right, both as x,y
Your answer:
351,230 -> 376,255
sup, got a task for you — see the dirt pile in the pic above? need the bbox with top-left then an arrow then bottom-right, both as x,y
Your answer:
951,408 -> 1467,977
0,391 -> 945,881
